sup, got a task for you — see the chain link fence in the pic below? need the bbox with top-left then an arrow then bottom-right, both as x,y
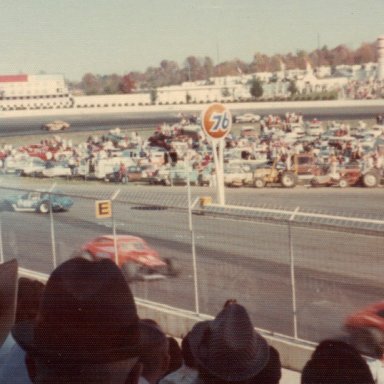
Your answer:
0,180 -> 383,343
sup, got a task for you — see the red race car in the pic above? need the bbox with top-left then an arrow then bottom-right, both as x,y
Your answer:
344,301 -> 384,357
80,235 -> 180,282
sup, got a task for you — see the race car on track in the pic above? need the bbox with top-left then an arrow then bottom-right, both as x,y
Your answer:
344,301 -> 384,357
2,191 -> 74,213
41,120 -> 70,131
80,235 -> 180,281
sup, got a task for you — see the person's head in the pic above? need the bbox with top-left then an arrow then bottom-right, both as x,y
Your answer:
16,277 -> 45,324
181,332 -> 197,369
196,345 -> 281,384
301,339 -> 375,384
12,257 -> 143,384
189,303 -> 276,384
139,319 -> 170,384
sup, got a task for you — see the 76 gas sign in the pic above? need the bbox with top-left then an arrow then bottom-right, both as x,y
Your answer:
201,103 -> 232,140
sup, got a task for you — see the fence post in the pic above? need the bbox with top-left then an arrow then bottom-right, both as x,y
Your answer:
289,206 -> 300,340
111,189 -> 121,265
187,169 -> 201,315
49,184 -> 57,269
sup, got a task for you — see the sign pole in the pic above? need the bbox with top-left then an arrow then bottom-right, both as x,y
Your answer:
110,190 -> 121,266
201,103 -> 232,206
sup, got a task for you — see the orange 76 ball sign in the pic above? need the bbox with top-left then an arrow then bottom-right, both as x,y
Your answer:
201,103 -> 232,140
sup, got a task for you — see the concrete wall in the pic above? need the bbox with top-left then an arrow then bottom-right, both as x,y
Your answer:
19,267 -> 313,372
1,98 -> 384,119
135,298 -> 315,372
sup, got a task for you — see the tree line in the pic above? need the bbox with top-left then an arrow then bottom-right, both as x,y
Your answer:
69,41 -> 377,95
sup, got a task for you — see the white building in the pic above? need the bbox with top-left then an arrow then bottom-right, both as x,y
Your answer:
377,36 -> 384,81
0,74 -> 72,110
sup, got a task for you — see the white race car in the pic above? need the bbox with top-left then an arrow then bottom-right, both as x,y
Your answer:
41,120 -> 70,132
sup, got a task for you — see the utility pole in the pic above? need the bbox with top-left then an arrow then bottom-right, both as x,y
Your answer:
317,33 -> 321,69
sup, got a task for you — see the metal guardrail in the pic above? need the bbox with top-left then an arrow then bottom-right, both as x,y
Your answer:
200,203 -> 384,233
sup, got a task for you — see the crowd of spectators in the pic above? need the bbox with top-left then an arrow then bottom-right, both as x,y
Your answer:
0,257 -> 383,383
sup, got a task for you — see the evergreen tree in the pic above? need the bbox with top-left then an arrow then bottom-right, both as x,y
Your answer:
288,80 -> 298,95
249,77 -> 263,99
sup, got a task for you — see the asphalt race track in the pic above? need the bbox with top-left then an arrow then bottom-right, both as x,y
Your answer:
0,179 -> 383,343
1,102 -> 384,137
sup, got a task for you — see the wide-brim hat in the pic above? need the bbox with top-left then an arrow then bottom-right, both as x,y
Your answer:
188,303 -> 269,382
12,257 -> 141,363
0,259 -> 18,346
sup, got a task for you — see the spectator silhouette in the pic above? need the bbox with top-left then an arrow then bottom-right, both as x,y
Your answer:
0,259 -> 18,366
188,302 -> 281,384
15,277 -> 45,324
11,257 -> 145,383
165,336 -> 183,376
139,318 -> 170,384
301,339 -> 374,384
159,332 -> 198,384
0,277 -> 45,383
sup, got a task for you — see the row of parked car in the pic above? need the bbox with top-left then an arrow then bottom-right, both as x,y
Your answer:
221,116 -> 384,188
223,152 -> 383,189
2,115 -> 384,188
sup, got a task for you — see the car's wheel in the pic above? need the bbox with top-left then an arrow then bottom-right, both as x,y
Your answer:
310,178 -> 320,187
121,261 -> 140,282
338,178 -> 349,188
163,258 -> 181,277
253,178 -> 265,188
38,201 -> 51,214
363,171 -> 379,188
280,171 -> 297,188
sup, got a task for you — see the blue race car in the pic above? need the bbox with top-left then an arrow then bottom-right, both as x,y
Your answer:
3,190 -> 74,213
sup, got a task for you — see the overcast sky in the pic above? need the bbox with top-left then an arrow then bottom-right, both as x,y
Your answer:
1,0 -> 383,81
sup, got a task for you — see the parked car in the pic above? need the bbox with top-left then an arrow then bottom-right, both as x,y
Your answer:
344,301 -> 384,357
305,121 -> 324,136
77,156 -> 135,180
234,113 -> 261,123
366,125 -> 384,138
19,144 -> 58,161
151,163 -> 199,186
140,163 -> 159,182
41,120 -> 70,131
2,190 -> 74,213
240,126 -> 259,138
310,164 -> 362,188
4,154 -> 34,174
18,157 -> 46,177
40,161 -> 72,178
224,164 -> 253,187
80,235 -> 180,281
104,165 -> 145,183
